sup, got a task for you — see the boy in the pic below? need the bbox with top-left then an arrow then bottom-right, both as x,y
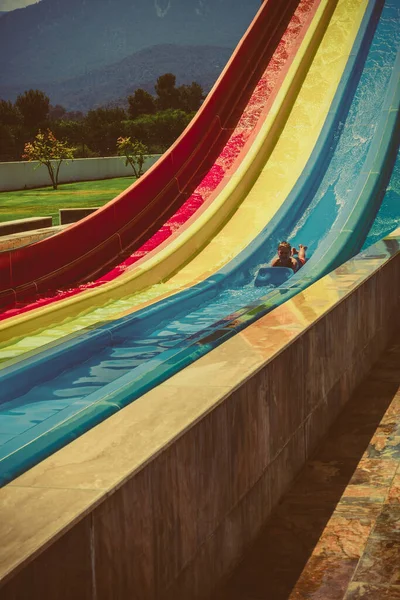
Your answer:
271,241 -> 307,272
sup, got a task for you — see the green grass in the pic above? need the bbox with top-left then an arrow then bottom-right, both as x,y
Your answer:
0,177 -> 136,226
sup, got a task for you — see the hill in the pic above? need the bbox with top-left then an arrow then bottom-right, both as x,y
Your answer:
0,44 -> 233,111
0,0 -> 259,95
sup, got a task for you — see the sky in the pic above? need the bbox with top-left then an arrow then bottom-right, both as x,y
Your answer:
0,0 -> 38,10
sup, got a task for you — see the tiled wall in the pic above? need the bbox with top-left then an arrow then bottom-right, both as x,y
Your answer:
1,247 -> 399,600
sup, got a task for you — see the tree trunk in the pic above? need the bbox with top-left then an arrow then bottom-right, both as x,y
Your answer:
46,162 -> 57,190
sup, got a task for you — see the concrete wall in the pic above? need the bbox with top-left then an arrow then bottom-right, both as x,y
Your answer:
0,225 -> 67,252
0,217 -> 52,237
0,155 -> 162,192
59,208 -> 99,225
0,237 -> 399,600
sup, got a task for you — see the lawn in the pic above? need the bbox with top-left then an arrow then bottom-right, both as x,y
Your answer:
0,177 -> 136,226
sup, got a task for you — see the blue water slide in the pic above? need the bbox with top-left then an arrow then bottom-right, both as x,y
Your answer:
1,0 -> 399,486
361,144 -> 400,248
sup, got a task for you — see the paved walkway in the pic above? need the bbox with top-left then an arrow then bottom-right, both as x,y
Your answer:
211,339 -> 400,599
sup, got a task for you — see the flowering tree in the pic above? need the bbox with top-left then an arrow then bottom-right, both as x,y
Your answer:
22,129 -> 74,190
116,136 -> 148,179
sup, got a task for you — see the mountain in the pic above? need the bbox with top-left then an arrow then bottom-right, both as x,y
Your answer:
0,44 -> 233,111
0,0 -> 260,95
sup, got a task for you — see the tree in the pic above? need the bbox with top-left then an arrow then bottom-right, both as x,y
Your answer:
154,74 -> 204,113
116,136 -> 148,179
155,73 -> 181,111
85,106 -> 126,129
151,109 -> 193,149
48,104 -> 67,121
22,129 -> 74,190
128,89 -> 156,120
63,110 -> 85,122
123,109 -> 194,153
52,119 -> 96,158
121,116 -> 155,150
0,124 -> 18,161
15,89 -> 50,130
178,82 -> 204,112
0,100 -> 23,161
0,99 -> 22,127
84,106 -> 126,155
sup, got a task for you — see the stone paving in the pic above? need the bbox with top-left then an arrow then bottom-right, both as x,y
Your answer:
211,339 -> 400,599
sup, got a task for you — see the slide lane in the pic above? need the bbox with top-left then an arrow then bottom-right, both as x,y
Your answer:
0,0 -> 303,310
0,0 -> 321,324
0,0 -> 382,485
361,145 -> 400,248
0,0 -> 358,363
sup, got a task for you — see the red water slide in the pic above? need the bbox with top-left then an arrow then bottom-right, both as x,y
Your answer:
0,0 -> 300,309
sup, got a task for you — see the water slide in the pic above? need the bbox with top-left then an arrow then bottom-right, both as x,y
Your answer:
0,0 -> 304,311
0,0 -> 322,333
1,0 -> 399,486
0,0 -> 354,359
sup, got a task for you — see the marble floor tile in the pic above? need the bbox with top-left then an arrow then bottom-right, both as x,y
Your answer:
376,421 -> 400,440
341,458 -> 398,502
347,458 -> 397,486
344,582 -> 400,599
288,556 -> 358,600
372,505 -> 400,540
353,537 -> 400,586
334,498 -> 383,519
378,397 -> 400,437
387,473 -> 400,504
312,514 -> 374,560
365,436 -> 400,460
